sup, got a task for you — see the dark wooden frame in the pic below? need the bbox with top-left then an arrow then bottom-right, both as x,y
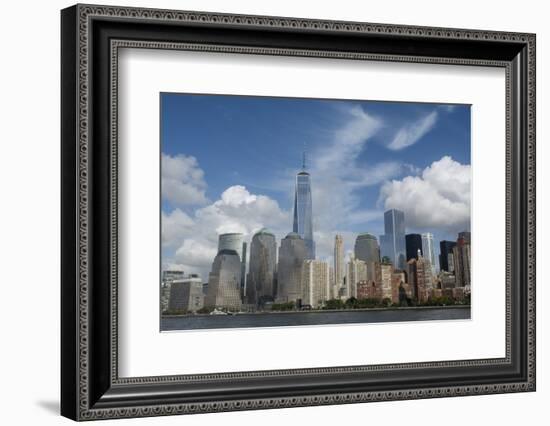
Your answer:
61,3 -> 536,421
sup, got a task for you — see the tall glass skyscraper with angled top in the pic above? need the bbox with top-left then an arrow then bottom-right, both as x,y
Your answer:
292,152 -> 315,259
380,209 -> 407,270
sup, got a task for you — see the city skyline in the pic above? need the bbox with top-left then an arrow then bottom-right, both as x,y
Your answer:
161,93 -> 471,280
161,223 -> 472,315
161,144 -> 471,315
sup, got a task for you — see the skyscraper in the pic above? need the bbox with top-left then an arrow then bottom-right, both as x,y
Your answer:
346,257 -> 368,299
421,232 -> 437,275
354,233 -> 379,263
277,232 -> 307,303
240,241 -> 247,294
458,231 -> 471,245
246,228 -> 277,306
302,260 -> 331,308
218,233 -> 243,257
205,250 -> 242,310
218,233 -> 247,292
447,253 -> 455,273
453,235 -> 471,288
379,209 -> 407,270
439,240 -> 457,272
334,235 -> 345,294
354,232 -> 379,282
376,260 -> 394,300
405,233 -> 422,261
406,252 -> 433,303
293,152 -> 315,259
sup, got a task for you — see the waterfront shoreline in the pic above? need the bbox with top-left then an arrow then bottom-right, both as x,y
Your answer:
162,304 -> 470,318
161,306 -> 471,331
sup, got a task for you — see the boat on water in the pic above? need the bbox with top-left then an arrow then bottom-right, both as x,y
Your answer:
209,308 -> 228,315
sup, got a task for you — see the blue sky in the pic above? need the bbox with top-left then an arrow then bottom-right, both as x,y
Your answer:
160,93 -> 471,278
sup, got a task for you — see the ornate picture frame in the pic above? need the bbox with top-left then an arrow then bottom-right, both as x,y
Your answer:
61,4 -> 535,420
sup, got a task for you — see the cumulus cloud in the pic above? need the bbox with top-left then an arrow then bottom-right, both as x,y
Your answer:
174,239 -> 218,270
161,153 -> 208,206
161,208 -> 194,249
195,185 -> 288,237
163,185 -> 289,279
387,110 -> 438,151
379,156 -> 471,232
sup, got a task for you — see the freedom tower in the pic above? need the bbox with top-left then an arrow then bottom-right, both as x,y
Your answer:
293,151 -> 315,259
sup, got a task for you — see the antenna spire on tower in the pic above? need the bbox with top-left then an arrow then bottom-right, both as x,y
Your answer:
302,143 -> 307,171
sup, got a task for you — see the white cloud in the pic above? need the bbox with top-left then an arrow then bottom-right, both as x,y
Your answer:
163,185 -> 289,279
315,105 -> 382,172
174,239 -> 218,269
161,153 -> 208,206
379,156 -> 471,232
309,106 -> 402,233
387,110 -> 438,151
196,185 -> 288,236
161,262 -> 185,272
161,208 -> 194,249
351,161 -> 405,187
346,210 -> 384,226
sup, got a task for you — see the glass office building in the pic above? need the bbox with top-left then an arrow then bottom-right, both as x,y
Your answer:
380,209 -> 407,270
246,228 -> 277,306
354,233 -> 380,282
218,233 -> 246,291
405,233 -> 423,262
277,232 -> 307,303
421,232 -> 437,275
292,166 -> 315,259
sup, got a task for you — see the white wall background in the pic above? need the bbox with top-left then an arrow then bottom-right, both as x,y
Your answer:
0,0 -> 546,424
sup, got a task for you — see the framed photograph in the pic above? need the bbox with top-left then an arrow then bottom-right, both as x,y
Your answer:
61,4 -> 536,421
159,93 -> 473,331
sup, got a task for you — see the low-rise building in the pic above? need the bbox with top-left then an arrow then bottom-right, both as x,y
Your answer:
452,286 -> 468,301
356,280 -> 381,299
168,274 -> 204,313
439,271 -> 456,289
162,270 -> 185,283
391,270 -> 406,303
429,288 -> 444,299
161,269 -> 185,312
160,283 -> 171,313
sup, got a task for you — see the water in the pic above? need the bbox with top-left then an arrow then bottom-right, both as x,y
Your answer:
161,306 -> 470,331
